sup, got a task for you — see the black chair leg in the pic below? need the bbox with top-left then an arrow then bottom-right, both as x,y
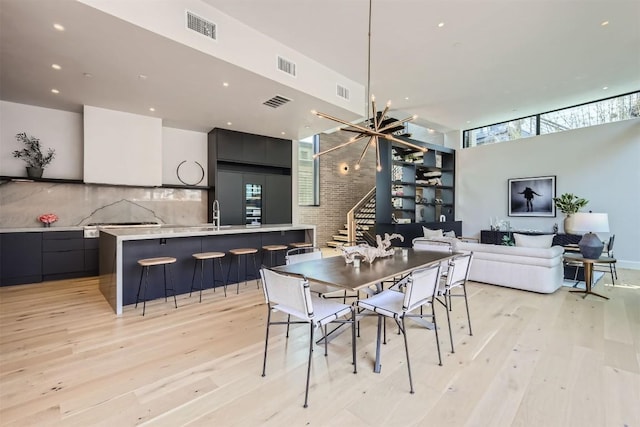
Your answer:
397,317 -> 414,394
303,323 -> 314,408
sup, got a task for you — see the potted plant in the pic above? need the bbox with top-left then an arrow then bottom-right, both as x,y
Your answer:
553,193 -> 588,234
12,132 -> 55,178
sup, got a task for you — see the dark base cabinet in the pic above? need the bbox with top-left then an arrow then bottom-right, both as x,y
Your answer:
0,231 -> 99,286
120,230 -> 306,306
0,232 -> 42,286
480,230 -> 581,246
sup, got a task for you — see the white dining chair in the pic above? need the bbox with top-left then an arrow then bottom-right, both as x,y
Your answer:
259,267 -> 357,408
357,262 -> 443,394
436,252 -> 474,353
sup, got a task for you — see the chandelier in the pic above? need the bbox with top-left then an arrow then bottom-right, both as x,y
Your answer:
311,0 -> 427,172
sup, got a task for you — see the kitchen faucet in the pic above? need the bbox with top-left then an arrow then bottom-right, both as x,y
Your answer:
212,199 -> 221,230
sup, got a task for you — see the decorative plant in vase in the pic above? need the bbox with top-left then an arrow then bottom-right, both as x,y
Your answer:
553,193 -> 588,234
12,132 -> 55,179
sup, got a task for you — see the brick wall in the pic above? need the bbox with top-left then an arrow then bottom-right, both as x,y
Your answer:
298,132 -> 376,247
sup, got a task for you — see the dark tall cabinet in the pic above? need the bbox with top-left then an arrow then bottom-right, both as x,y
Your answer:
208,128 -> 292,225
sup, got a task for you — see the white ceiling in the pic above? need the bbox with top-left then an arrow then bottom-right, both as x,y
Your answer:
1,0 -> 639,140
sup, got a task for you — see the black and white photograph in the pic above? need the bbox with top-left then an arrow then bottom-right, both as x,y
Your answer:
508,176 -> 556,217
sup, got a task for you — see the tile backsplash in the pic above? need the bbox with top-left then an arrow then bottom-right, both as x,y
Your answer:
0,181 -> 206,228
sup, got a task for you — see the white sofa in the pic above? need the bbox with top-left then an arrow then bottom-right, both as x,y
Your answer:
455,241 -> 565,293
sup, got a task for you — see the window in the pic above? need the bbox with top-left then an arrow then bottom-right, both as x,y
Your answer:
463,91 -> 639,148
298,135 -> 319,206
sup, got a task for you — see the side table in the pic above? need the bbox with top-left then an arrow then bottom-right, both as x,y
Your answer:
563,253 -> 616,300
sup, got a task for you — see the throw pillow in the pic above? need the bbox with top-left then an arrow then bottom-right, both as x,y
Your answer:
422,227 -> 443,239
513,233 -> 554,248
443,230 -> 456,238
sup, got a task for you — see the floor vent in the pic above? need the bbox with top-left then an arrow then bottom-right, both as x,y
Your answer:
337,84 -> 350,101
263,95 -> 291,108
186,10 -> 216,40
277,56 -> 297,77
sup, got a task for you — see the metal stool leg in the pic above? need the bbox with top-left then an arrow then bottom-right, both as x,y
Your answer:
168,264 -> 177,309
135,266 -> 145,309
142,266 -> 150,316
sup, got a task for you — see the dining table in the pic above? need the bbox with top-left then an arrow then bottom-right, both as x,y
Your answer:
274,247 -> 456,373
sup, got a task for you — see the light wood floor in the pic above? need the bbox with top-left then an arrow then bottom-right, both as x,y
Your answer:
1,267 -> 639,426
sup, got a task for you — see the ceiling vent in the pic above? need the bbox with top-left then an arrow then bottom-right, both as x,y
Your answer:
277,56 -> 297,77
263,95 -> 291,108
186,10 -> 216,40
336,84 -> 350,101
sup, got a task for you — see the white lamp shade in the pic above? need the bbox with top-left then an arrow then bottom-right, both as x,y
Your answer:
571,212 -> 610,234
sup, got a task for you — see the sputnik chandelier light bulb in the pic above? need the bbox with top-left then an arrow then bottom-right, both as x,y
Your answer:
311,0 -> 427,172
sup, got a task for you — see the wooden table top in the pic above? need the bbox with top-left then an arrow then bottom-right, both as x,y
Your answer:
563,252 -> 616,264
273,248 -> 455,291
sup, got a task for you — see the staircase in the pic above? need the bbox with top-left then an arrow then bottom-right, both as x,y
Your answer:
327,187 -> 376,248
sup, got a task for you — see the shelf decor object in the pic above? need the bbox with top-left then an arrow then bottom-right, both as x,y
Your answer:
571,212 -> 609,259
311,0 -> 425,172
12,132 -> 56,179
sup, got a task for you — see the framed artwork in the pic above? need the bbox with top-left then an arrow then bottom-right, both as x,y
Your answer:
508,176 -> 556,217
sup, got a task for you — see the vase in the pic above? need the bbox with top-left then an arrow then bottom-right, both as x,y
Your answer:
26,167 -> 43,179
564,214 -> 576,234
43,223 -> 51,228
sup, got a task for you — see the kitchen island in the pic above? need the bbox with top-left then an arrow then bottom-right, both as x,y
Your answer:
99,224 -> 315,315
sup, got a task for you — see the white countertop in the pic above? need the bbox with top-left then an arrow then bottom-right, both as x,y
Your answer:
101,224 -> 315,241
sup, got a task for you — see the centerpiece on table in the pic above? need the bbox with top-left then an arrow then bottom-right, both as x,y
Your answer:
341,233 -> 404,264
11,132 -> 56,179
38,213 -> 58,228
552,193 -> 588,234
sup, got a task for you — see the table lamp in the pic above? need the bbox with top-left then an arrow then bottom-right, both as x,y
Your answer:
571,212 -> 609,259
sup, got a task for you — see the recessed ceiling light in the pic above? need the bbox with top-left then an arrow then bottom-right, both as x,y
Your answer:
83,72 -> 92,78
138,74 -> 147,80
227,122 -> 232,126
223,82 -> 229,87
53,23 -> 65,31
51,89 -> 59,94
603,86 -> 609,90
405,97 -> 409,100
601,20 -> 609,26
438,22 -> 445,28
149,107 -> 155,112
281,132 -> 286,135
51,64 -> 61,70
466,120 -> 471,124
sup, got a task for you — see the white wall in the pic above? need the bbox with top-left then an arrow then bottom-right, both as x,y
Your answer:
84,105 -> 163,186
162,127 -> 208,186
0,101 -> 83,179
457,118 -> 640,268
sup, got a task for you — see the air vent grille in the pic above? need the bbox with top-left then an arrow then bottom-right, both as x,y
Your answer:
277,56 -> 297,77
186,10 -> 216,40
337,84 -> 350,101
263,95 -> 291,108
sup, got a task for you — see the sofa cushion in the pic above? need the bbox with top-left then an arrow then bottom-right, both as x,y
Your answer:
513,233 -> 555,248
422,227 -> 443,239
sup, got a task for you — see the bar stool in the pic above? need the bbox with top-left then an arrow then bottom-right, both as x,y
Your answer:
135,256 -> 178,316
190,251 -> 226,301
261,244 -> 288,267
227,247 -> 259,294
289,242 -> 312,250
